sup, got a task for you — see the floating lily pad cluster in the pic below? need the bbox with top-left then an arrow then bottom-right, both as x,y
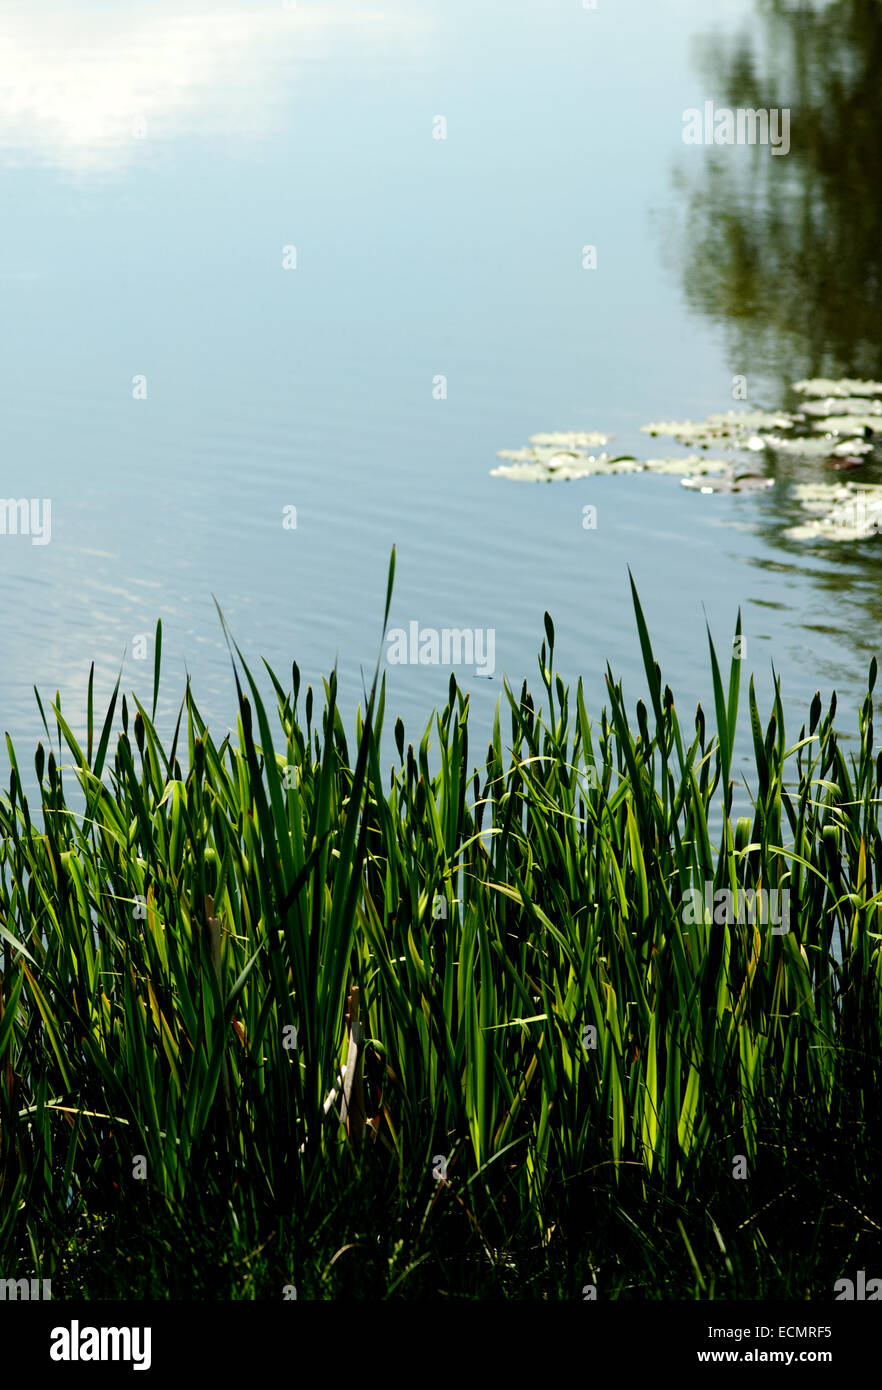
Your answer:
758,433 -> 872,459
492,431 -> 734,484
491,431 -> 633,482
798,397 -> 882,416
640,386 -> 882,468
792,378 -> 882,397
784,481 -> 882,541
641,409 -> 793,452
681,472 -> 775,495
493,379 -> 882,539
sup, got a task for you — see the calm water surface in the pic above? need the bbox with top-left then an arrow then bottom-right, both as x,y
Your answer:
1,0 -> 880,785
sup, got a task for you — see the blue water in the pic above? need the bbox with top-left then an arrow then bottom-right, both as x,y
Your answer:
1,0 -> 879,792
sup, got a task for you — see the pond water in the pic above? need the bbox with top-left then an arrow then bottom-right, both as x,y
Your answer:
1,0 -> 880,790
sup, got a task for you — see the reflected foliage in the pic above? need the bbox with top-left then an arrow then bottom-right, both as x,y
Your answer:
669,0 -> 882,389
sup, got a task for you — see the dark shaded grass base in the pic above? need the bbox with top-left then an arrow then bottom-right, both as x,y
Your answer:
17,1091 -> 880,1301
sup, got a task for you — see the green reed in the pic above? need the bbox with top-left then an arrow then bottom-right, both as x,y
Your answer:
0,551 -> 879,1297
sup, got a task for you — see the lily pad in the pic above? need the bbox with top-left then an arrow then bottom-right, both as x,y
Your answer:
811,415 -> 882,436
641,410 -> 794,447
791,378 -> 882,398
790,482 -> 853,511
681,472 -> 774,494
785,481 -> 882,540
704,410 -> 795,431
497,446 -> 593,463
799,397 -> 882,417
529,431 -> 613,448
759,434 -> 873,458
644,456 -> 731,475
490,453 -> 641,482
640,419 -> 730,446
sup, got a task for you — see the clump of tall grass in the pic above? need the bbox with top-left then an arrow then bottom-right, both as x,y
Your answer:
0,552 -> 880,1298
